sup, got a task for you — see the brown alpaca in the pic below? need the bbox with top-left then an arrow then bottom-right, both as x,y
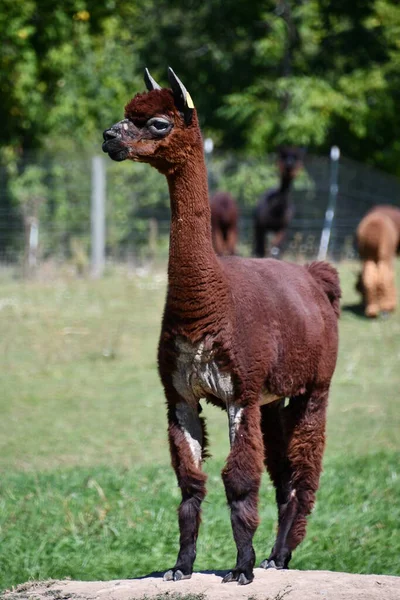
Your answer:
356,205 -> 400,317
210,191 -> 239,256
254,147 -> 303,258
102,68 -> 341,586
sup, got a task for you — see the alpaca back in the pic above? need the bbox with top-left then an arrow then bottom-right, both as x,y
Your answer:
356,211 -> 398,262
368,205 -> 400,253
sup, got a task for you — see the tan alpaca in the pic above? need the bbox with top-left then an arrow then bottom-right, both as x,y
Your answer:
356,206 -> 400,317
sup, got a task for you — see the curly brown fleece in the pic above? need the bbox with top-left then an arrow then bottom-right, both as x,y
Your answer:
102,71 -> 341,585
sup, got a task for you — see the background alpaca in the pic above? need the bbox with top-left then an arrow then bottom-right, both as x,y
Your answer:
356,205 -> 400,317
102,68 -> 341,586
210,191 -> 239,256
254,147 -> 303,258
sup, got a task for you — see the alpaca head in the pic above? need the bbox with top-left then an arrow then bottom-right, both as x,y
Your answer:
102,68 -> 201,174
277,146 -> 304,179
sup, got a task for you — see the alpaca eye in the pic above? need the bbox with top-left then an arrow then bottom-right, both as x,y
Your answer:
147,118 -> 171,135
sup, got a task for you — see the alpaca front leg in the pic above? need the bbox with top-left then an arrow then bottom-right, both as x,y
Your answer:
164,400 -> 208,582
363,260 -> 379,317
254,223 -> 266,258
212,228 -> 226,256
270,229 -> 286,258
226,227 -> 238,256
222,403 -> 264,585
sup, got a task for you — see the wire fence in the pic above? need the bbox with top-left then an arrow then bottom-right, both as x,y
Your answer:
1,149 -> 400,278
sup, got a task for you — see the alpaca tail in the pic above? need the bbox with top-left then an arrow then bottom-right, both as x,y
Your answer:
307,261 -> 341,317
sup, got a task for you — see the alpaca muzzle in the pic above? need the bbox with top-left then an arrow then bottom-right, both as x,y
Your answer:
102,120 -> 130,161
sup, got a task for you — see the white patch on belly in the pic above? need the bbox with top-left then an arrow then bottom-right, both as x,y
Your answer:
175,402 -> 203,467
172,337 -> 234,405
228,404 -> 243,446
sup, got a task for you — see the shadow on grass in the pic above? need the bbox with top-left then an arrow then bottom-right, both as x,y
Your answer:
341,302 -> 393,320
341,303 -> 367,318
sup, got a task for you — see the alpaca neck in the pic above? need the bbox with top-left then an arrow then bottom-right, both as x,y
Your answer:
165,145 -> 224,318
279,170 -> 294,197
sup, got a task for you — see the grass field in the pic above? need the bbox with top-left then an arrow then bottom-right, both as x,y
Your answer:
0,261 -> 399,592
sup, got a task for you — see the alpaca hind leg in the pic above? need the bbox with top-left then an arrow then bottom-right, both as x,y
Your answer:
259,399 -> 293,569
283,392 -> 328,559
378,260 -> 396,313
260,392 -> 328,569
222,403 -> 264,585
363,260 -> 379,317
163,400 -> 208,581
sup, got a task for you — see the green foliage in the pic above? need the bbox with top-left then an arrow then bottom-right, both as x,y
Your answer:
46,15 -> 143,145
217,1 -> 400,169
106,160 -> 169,253
2,0 -> 400,174
0,1 -> 131,153
8,165 -> 48,214
2,0 -> 400,255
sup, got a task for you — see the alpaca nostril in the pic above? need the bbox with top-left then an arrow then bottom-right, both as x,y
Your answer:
103,128 -> 118,142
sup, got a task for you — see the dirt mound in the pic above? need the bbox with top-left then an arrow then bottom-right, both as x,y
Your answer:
3,569 -> 400,600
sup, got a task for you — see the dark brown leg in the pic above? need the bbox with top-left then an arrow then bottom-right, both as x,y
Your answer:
260,391 -> 328,569
254,222 -> 266,257
163,399 -> 208,581
270,229 -> 286,258
222,403 -> 264,585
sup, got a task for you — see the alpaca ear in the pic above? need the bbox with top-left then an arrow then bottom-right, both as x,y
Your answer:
167,67 -> 194,125
144,68 -> 161,91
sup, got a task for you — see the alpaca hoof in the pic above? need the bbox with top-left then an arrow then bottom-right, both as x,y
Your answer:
365,306 -> 379,318
222,571 -> 235,583
163,569 -> 191,582
260,559 -> 279,570
270,246 -> 280,258
238,572 -> 252,585
222,570 -> 253,585
260,552 -> 291,569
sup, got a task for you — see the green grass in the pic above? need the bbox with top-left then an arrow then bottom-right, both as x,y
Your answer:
0,261 -> 399,592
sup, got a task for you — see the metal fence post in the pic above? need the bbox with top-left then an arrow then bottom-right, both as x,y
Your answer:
91,155 -> 106,277
204,137 -> 214,191
318,146 -> 340,261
